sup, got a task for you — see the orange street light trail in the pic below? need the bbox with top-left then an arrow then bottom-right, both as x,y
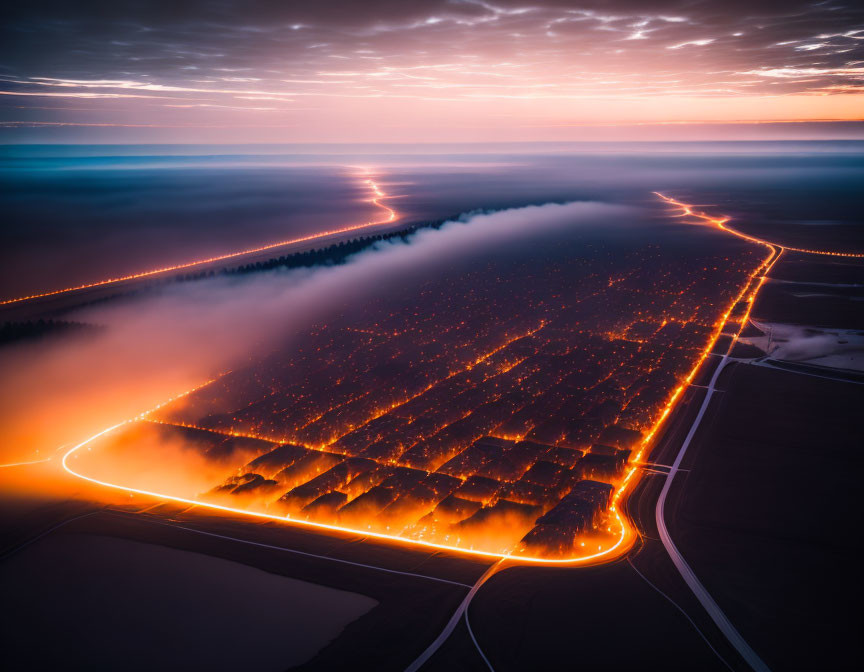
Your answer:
56,191 -> 786,566
0,168 -> 398,306
653,192 -> 864,258
0,458 -> 52,469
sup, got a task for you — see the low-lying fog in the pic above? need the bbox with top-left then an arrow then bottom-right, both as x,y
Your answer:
0,200 -> 634,477
3,142 -> 862,299
745,321 -> 864,371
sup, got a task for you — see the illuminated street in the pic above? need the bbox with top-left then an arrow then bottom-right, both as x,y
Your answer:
0,171 -> 397,306
2,2 -> 863,671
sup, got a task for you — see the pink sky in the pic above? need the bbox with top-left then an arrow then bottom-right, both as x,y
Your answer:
1,1 -> 862,142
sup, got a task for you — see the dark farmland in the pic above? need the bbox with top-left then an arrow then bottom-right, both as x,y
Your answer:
0,500 -> 488,672
1,143 -> 863,672
630,250 -> 864,672
2,142 -> 862,302
663,361 -> 863,671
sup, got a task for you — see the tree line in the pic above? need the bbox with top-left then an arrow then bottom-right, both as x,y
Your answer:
170,216 -> 455,284
0,319 -> 101,346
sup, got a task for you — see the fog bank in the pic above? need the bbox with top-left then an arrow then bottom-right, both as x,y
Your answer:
0,200 -> 629,476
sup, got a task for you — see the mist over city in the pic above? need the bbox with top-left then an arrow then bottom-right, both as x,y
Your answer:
1,3 -> 862,671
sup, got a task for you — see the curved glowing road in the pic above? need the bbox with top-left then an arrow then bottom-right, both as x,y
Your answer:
61,423 -> 633,565
56,190 -> 785,568
651,192 -> 802,672
44,191 -> 854,671
653,192 -> 864,259
59,377 -> 636,566
653,191 -> 862,670
1,185 -> 849,672
0,168 -> 398,306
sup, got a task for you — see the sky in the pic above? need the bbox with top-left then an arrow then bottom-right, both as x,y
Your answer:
1,0 -> 863,143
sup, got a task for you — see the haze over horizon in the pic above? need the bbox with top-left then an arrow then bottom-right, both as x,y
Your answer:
2,0 -> 863,143
2,4 -> 863,672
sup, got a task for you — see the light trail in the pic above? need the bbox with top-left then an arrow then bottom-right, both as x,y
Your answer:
606,233 -> 778,544
651,192 -> 789,672
0,169 -> 398,306
61,421 -> 631,565
653,192 -> 864,258
56,191 -> 781,565
60,370 -> 636,565
0,457 -> 51,468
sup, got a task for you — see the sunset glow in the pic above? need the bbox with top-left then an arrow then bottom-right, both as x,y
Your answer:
2,4 -> 862,670
2,1 -> 862,143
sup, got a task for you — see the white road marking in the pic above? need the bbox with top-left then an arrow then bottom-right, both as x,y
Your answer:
465,603 -> 495,671
627,559 -> 733,671
654,355 -> 771,672
405,560 -> 504,672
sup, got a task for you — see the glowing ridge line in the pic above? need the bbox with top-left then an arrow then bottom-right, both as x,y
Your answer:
1,169 -> 398,306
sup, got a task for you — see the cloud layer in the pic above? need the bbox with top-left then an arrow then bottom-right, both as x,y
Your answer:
1,1 -> 862,141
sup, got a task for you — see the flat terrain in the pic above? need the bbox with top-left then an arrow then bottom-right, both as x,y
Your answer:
629,252 -> 864,671
0,490 -> 735,672
0,214 -> 412,323
2,163 -> 862,671
663,361 -> 863,671
1,531 -> 377,671
4,254 -> 858,672
0,495 -> 490,672
425,559 -> 730,672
